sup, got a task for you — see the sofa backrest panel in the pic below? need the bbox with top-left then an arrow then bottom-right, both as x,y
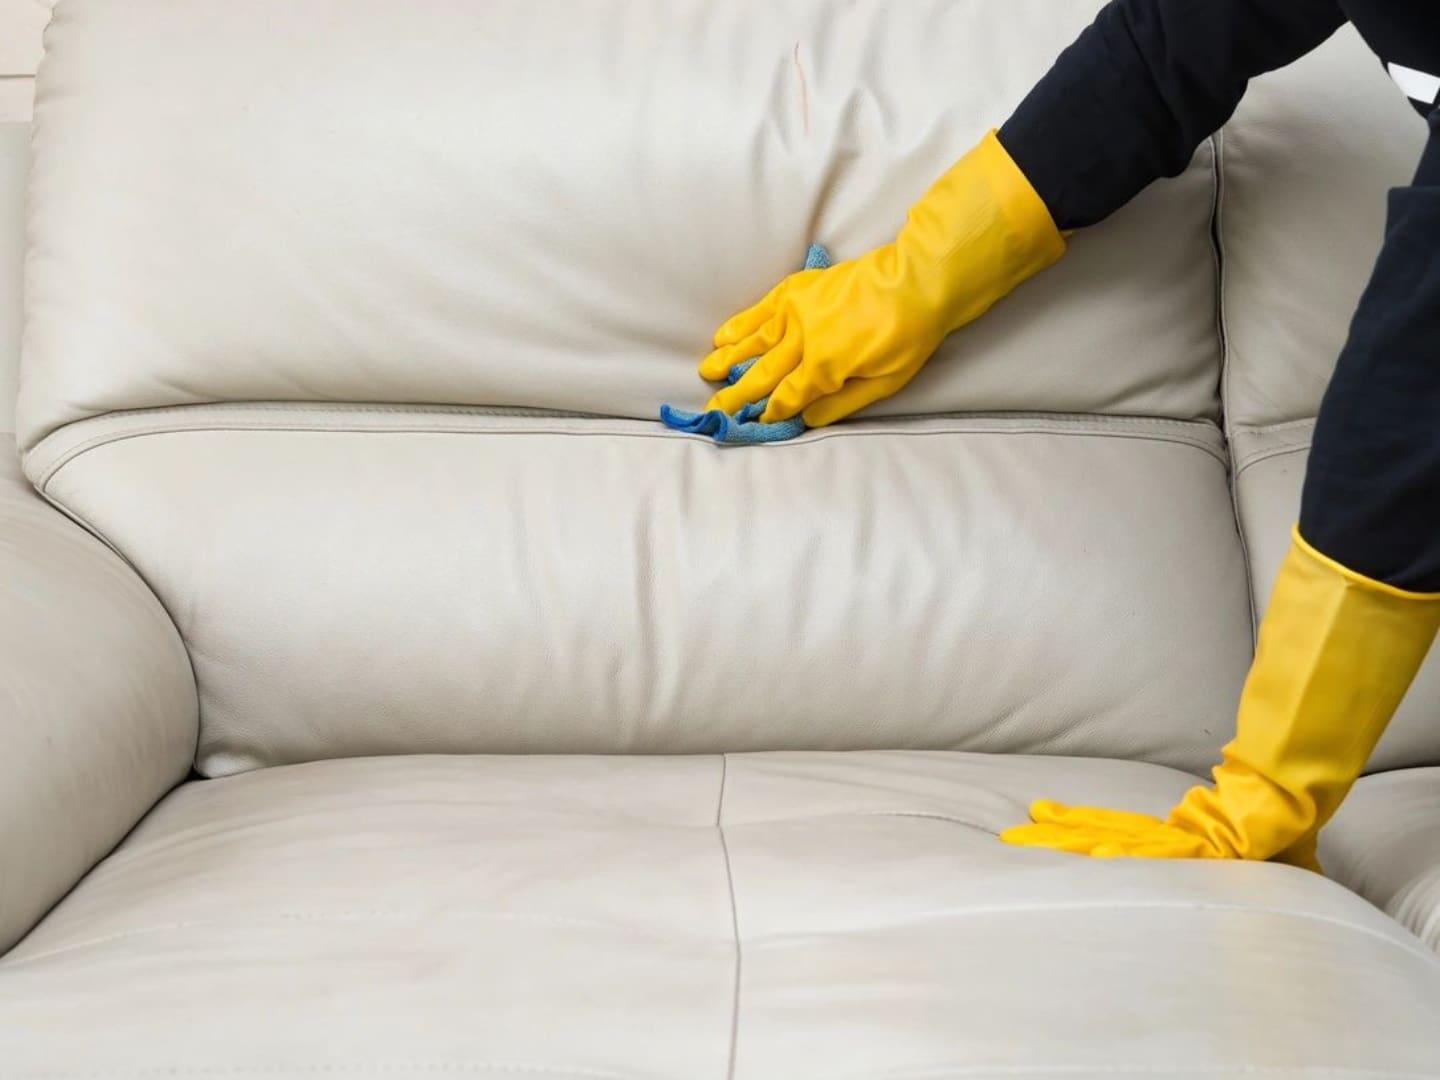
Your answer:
17,0 -> 1223,455
18,0 -> 1255,775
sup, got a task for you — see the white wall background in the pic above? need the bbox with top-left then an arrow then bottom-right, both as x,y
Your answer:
0,0 -> 42,431
0,0 -> 53,121
0,0 -> 46,431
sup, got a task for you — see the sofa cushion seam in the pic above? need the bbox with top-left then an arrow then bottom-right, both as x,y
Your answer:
1232,443 -> 1310,481
716,753 -> 741,1080
31,417 -> 1229,491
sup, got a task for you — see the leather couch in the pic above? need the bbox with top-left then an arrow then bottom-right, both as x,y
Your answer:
2,2 -> 1439,1075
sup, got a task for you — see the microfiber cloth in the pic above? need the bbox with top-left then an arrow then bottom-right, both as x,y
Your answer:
660,243 -> 830,445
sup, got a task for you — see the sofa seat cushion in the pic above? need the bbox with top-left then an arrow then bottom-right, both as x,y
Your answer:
1323,768 -> 1440,952
3,752 -> 1439,1078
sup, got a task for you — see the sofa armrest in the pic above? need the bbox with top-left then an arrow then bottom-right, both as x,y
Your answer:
0,438 -> 197,955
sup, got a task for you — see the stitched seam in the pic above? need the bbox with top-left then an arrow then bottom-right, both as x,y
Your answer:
1231,417 -> 1318,437
1229,421 -> 1315,456
34,399 -> 1227,428
32,415 -> 1228,490
1231,426 -> 1316,452
716,754 -> 741,1080
0,910 -> 725,971
23,391 -> 1218,456
1229,420 -> 1316,449
1232,443 -> 1311,482
891,411 -> 1219,434
37,406 -> 1224,435
20,402 -> 602,461
42,417 -> 1222,453
24,401 -> 1226,474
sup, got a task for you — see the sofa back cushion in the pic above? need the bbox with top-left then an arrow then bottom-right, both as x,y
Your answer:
20,0 -> 1226,446
18,0 -> 1253,775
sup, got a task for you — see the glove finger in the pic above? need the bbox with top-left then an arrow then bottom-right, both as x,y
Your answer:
698,339 -> 759,384
1093,833 -> 1213,860
998,823 -> 1110,855
698,314 -> 784,382
703,324 -> 804,415
712,280 -> 787,348
756,349 -> 844,423
1026,800 -> 1169,835
790,370 -> 913,427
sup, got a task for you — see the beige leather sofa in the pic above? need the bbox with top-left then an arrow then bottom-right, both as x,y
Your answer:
2,2 -> 1440,1076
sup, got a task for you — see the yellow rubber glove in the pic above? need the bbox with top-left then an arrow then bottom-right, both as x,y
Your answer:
699,130 -> 1065,427
1001,526 -> 1440,873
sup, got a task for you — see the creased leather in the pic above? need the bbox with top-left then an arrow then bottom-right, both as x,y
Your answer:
0,436 -> 197,957
34,410 -> 1252,777
18,0 -> 1222,453
3,752 -> 1439,1077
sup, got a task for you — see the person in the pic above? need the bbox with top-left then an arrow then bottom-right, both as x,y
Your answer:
700,1 -> 1440,871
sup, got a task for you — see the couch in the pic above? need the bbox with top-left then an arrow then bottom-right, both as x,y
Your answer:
2,1 -> 1439,1075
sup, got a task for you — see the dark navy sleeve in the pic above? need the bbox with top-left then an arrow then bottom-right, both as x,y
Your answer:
998,0 -> 1346,229
1299,110 -> 1440,592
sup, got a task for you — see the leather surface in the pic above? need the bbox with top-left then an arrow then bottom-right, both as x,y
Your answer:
0,123 -> 25,434
1232,422 -> 1440,773
1220,25 -> 1430,429
3,751 -> 1440,1078
0,435 -> 197,957
7,2 -> 1440,1070
1324,768 -> 1440,952
17,0 -> 1223,454
0,81 -> 35,124
0,0 -> 50,76
30,409 -> 1252,776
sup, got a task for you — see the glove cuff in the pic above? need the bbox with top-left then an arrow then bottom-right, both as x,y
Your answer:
899,129 -> 1067,333
1167,526 -> 1440,865
1290,525 -> 1440,603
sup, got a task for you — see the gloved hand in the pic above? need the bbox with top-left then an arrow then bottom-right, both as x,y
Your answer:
700,130 -> 1065,427
1001,526 -> 1440,873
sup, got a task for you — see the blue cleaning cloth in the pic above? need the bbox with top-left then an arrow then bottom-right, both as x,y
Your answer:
660,243 -> 830,445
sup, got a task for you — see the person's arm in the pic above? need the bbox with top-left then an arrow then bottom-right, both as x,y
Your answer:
697,0 -> 1347,429
1000,0 -> 1346,230
1300,115 -> 1440,593
1002,114 -> 1440,870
